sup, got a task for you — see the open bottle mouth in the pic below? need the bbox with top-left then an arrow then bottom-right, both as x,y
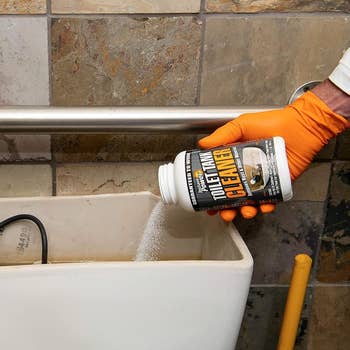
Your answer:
158,163 -> 177,205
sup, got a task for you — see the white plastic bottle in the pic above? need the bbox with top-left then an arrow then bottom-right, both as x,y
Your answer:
158,137 -> 293,212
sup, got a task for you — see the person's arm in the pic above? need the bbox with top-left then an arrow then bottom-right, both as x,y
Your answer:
322,47 -> 350,119
312,79 -> 350,120
199,49 -> 350,222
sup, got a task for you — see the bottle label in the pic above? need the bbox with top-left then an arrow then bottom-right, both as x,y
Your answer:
186,139 -> 284,211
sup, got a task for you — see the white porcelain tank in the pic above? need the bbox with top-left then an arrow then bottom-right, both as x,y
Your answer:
0,192 -> 253,350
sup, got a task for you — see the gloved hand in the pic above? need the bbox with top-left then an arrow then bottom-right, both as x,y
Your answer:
199,91 -> 349,222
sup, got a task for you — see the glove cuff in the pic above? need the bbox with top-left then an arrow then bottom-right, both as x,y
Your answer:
308,91 -> 349,135
329,48 -> 350,95
292,91 -> 349,144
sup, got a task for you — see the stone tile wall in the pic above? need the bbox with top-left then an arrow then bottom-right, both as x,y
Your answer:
0,0 -> 46,14
51,0 -> 201,14
206,0 -> 350,13
0,1 -> 349,348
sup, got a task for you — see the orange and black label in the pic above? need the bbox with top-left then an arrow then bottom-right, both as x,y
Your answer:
186,139 -> 283,211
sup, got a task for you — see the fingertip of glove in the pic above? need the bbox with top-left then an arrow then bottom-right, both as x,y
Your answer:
260,203 -> 276,214
198,136 -> 214,149
240,206 -> 258,219
220,209 -> 237,222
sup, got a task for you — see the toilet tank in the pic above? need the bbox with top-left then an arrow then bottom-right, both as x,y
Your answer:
0,192 -> 253,350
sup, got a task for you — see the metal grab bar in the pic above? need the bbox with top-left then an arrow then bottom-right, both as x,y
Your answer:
0,106 -> 279,133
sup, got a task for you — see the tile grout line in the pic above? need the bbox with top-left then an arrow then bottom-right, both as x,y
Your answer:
0,11 -> 349,18
309,161 -> 334,284
46,11 -> 350,19
51,160 -> 165,166
49,13 -> 200,18
201,0 -> 206,12
299,152 -> 333,337
312,158 -> 336,163
47,2 -> 53,107
47,0 -> 52,14
51,146 -> 57,196
0,14 -> 47,17
195,0 -> 206,106
302,286 -> 313,348
250,284 -> 291,288
50,136 -> 57,197
313,282 -> 350,287
47,0 -> 56,196
203,11 -> 350,17
0,161 -> 52,165
0,160 -> 164,165
248,283 -> 341,288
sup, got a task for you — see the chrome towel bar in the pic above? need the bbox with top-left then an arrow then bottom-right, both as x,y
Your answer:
0,106 -> 278,133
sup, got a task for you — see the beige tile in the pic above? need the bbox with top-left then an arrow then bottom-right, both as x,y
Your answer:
52,0 -> 200,13
292,163 -> 331,202
51,17 -> 201,106
0,135 -> 51,162
0,17 -> 49,105
56,163 -> 161,196
201,15 -> 350,106
52,134 -> 197,162
0,0 -> 46,14
308,287 -> 350,350
328,161 -> 350,207
0,165 -> 52,197
206,0 -> 350,13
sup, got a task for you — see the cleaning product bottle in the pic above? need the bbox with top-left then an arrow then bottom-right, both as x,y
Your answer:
158,137 -> 292,211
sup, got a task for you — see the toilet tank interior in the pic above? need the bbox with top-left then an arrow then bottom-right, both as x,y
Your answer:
0,192 -> 242,265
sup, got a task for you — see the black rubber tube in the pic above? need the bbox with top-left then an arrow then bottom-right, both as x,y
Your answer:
0,214 -> 48,264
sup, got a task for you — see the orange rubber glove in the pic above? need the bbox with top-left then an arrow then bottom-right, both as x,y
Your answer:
199,91 -> 349,222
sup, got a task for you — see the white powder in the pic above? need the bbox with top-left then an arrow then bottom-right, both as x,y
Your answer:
134,201 -> 167,261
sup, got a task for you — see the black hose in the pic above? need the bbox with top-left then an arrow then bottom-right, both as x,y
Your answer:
0,214 -> 48,264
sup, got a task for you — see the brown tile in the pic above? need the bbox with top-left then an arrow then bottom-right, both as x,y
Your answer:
328,161 -> 350,207
235,201 -> 324,284
292,163 -> 331,202
206,0 -> 350,13
51,17 -> 201,106
52,134 -> 197,162
0,0 -> 46,14
56,163 -> 161,196
336,128 -> 350,160
314,138 -> 336,161
0,17 -> 49,105
0,165 -> 52,197
52,0 -> 200,13
237,287 -> 310,350
317,161 -> 350,283
308,286 -> 350,350
0,135 -> 51,162
201,15 -> 350,106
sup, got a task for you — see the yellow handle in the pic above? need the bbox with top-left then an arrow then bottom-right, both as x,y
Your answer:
277,254 -> 312,350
